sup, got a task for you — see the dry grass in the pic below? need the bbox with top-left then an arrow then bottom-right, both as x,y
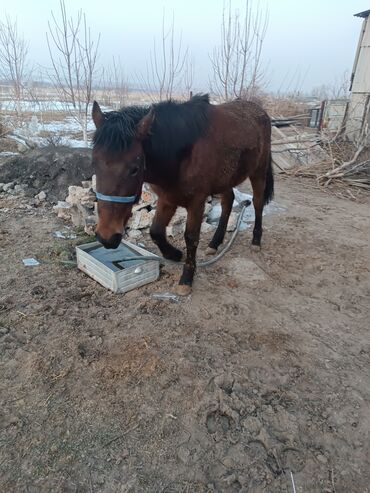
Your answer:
263,95 -> 313,119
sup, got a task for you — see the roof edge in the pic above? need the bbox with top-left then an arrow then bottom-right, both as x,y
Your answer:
354,9 -> 370,18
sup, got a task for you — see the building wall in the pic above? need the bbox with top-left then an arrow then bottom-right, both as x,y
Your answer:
346,15 -> 370,144
322,100 -> 348,132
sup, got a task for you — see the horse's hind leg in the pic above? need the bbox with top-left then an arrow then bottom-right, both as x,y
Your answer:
206,189 -> 234,255
150,198 -> 183,262
249,174 -> 265,247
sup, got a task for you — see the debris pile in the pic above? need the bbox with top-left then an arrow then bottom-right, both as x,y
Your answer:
271,126 -> 330,172
0,146 -> 92,201
52,176 -> 221,239
53,176 -> 97,235
317,147 -> 370,189
128,195 -> 216,240
51,175 -> 281,239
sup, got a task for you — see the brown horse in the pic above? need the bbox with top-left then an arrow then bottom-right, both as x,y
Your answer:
92,94 -> 273,295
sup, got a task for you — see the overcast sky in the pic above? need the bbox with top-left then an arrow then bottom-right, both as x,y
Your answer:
1,0 -> 368,93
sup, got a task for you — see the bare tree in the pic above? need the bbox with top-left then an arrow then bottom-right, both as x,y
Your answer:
100,57 -> 128,109
99,60 -> 126,108
0,15 -> 29,116
112,57 -> 128,108
46,0 -> 100,142
210,0 -> 268,101
275,66 -> 310,99
139,11 -> 190,101
183,56 -> 194,99
311,71 -> 350,101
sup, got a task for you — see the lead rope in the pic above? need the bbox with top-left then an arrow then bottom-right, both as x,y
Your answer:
118,200 -> 252,267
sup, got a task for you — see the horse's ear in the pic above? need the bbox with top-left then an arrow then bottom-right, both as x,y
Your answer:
136,107 -> 155,139
92,100 -> 106,128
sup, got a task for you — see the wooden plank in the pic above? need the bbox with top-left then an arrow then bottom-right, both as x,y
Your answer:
271,126 -> 330,172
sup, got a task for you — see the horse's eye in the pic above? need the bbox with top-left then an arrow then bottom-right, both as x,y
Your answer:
130,166 -> 139,176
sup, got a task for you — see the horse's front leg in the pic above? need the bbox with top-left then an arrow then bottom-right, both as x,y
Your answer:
176,198 -> 205,296
150,197 -> 183,262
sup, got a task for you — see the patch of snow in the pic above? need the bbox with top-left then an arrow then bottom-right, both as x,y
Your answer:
40,117 -> 95,133
1,99 -> 112,113
0,151 -> 19,157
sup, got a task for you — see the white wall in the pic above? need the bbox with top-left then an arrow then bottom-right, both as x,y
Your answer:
346,15 -> 370,143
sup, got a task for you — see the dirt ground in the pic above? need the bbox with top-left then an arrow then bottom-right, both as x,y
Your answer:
1,175 -> 370,493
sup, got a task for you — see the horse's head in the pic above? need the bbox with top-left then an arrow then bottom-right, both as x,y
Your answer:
92,101 -> 154,249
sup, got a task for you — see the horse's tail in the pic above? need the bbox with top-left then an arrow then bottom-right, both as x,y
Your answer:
264,152 -> 274,205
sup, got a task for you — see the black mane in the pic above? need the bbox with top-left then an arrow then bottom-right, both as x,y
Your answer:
93,105 -> 147,155
93,94 -> 210,162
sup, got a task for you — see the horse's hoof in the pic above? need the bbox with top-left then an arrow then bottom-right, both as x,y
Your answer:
175,284 -> 192,296
205,247 -> 217,256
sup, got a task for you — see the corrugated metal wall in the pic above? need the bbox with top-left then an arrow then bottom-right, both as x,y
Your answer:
346,15 -> 370,144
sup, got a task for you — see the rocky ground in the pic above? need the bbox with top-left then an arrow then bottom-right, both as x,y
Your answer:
1,175 -> 370,492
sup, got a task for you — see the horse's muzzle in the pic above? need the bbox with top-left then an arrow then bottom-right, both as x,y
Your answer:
96,232 -> 122,249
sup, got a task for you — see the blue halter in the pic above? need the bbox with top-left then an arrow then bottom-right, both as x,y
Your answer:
95,192 -> 138,204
